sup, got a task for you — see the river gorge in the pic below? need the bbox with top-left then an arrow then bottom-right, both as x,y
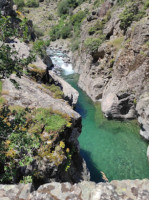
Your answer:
47,49 -> 149,183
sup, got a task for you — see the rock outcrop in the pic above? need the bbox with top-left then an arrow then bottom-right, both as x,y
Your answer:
72,2 -> 149,139
1,35 -> 89,186
0,0 -> 15,16
1,179 -> 149,200
48,71 -> 79,107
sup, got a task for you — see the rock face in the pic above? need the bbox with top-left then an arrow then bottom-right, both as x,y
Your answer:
0,0 -> 15,16
72,3 -> 149,137
1,38 -> 89,186
48,71 -> 79,107
1,179 -> 149,200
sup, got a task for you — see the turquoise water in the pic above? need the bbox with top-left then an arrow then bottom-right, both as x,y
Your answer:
63,73 -> 149,182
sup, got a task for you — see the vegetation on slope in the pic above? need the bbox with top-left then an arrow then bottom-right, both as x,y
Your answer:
0,3 -> 73,184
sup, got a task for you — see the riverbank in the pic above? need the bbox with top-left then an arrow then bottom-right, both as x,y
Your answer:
48,49 -> 149,182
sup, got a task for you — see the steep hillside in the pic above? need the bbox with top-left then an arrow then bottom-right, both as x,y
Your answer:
22,0 -> 149,143
0,0 -> 89,187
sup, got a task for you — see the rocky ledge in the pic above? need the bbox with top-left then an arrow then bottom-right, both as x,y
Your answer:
1,179 -> 149,200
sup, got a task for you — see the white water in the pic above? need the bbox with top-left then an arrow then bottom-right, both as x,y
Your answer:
46,49 -> 74,75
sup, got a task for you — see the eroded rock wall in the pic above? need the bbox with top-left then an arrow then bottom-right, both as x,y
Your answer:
72,2 -> 149,141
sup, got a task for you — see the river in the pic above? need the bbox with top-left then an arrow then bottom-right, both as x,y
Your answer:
47,49 -> 149,183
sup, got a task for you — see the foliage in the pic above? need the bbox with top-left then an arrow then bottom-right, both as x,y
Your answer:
120,3 -> 145,31
70,11 -> 86,26
0,15 -> 35,79
88,12 -> 111,35
50,11 -> 85,41
84,35 -> 105,53
14,0 -> 25,9
108,37 -> 124,50
27,64 -> 46,81
32,39 -> 50,58
26,0 -> 39,7
57,0 -> 86,16
20,176 -> 32,183
43,84 -> 64,99
34,108 -> 68,132
144,0 -> 149,9
70,37 -> 80,52
61,24 -> 72,39
33,25 -> 44,38
0,104 -> 72,183
93,0 -> 105,8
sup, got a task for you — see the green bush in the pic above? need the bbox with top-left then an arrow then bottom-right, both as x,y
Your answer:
14,0 -> 25,9
34,108 -> 67,131
50,19 -> 72,41
33,40 -> 50,58
93,0 -> 104,8
26,0 -> 39,7
58,0 -> 86,16
61,25 -> 72,39
49,24 -> 61,41
120,3 -> 145,31
58,0 -> 70,16
70,37 -> 80,52
33,25 -> 44,38
43,84 -> 64,99
70,11 -> 86,26
50,10 -> 85,41
88,12 -> 111,35
84,35 -> 105,53
144,0 -> 149,9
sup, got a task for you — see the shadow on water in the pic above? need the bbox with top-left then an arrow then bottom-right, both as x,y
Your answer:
80,149 -> 105,183
75,102 -> 87,118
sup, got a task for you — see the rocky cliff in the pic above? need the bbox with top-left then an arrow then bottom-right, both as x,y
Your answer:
0,1 -> 89,187
70,0 -> 149,143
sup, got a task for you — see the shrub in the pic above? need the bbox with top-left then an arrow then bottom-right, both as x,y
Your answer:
70,11 -> 86,26
43,84 -> 64,99
88,12 -> 111,35
58,0 -> 70,16
14,0 -> 25,9
58,0 -> 86,16
70,37 -> 80,52
50,20 -> 72,41
84,35 -> 105,53
108,37 -> 124,50
49,24 -> 62,41
144,0 -> 149,9
34,108 -> 67,131
61,24 -> 72,39
33,40 -> 50,58
26,0 -> 39,7
93,0 -> 104,8
33,25 -> 44,38
120,3 -> 145,31
48,14 -> 53,20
